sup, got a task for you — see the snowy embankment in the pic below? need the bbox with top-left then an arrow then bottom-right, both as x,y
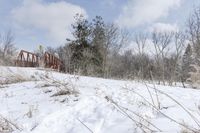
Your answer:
0,66 -> 200,133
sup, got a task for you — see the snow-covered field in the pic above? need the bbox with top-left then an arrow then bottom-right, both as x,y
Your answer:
0,66 -> 200,133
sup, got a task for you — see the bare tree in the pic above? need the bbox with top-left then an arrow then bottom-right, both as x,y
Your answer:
186,6 -> 200,88
57,44 -> 72,73
134,33 -> 148,55
188,6 -> 200,65
134,33 -> 148,79
102,24 -> 130,78
169,32 -> 186,85
102,23 -> 118,77
152,31 -> 174,85
0,30 -> 16,65
46,46 -> 57,55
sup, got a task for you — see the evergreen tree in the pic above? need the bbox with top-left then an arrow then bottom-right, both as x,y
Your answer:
69,14 -> 103,76
181,44 -> 192,82
91,16 -> 106,75
69,14 -> 91,74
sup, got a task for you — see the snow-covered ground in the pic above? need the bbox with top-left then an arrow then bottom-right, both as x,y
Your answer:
0,66 -> 200,133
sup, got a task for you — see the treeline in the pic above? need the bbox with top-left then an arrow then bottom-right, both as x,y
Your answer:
46,14 -> 188,86
47,8 -> 200,87
2,7 -> 200,87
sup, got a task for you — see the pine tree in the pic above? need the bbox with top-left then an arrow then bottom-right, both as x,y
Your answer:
91,16 -> 105,75
69,14 -> 103,76
181,44 -> 192,83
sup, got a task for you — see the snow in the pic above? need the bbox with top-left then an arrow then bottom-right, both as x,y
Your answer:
0,66 -> 200,133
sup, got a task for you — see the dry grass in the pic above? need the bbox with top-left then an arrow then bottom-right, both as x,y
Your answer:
180,128 -> 194,133
36,72 -> 79,97
51,90 -> 71,97
0,115 -> 21,133
0,74 -> 29,85
0,118 -> 13,133
121,84 -> 200,133
187,65 -> 200,89
105,96 -> 162,132
0,68 -> 37,85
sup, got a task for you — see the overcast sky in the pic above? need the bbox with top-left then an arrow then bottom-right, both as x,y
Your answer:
0,0 -> 200,51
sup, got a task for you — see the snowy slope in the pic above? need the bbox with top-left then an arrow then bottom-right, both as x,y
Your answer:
0,66 -> 200,133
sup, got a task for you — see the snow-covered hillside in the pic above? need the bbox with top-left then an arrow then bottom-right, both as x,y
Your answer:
0,66 -> 200,133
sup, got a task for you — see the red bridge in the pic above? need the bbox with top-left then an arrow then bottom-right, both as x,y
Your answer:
15,50 -> 65,71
